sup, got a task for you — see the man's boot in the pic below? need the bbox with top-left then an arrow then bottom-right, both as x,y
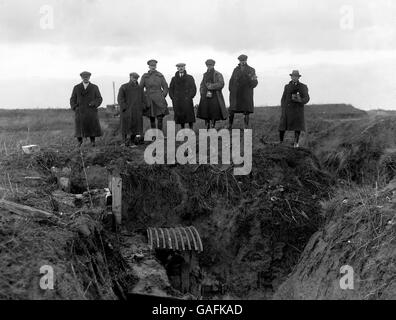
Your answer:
90,137 -> 96,147
157,117 -> 166,139
150,117 -> 156,129
294,131 -> 301,148
228,113 -> 234,130
279,131 -> 285,145
244,114 -> 250,129
130,135 -> 137,148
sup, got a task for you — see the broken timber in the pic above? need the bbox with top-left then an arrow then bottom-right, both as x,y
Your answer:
0,199 -> 54,220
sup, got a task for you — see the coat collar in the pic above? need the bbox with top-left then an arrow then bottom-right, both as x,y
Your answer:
79,82 -> 92,92
127,80 -> 139,87
174,70 -> 188,77
236,63 -> 251,71
146,70 -> 164,78
79,82 -> 93,95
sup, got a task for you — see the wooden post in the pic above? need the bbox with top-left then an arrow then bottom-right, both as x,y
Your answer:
113,81 -> 116,105
111,176 -> 122,225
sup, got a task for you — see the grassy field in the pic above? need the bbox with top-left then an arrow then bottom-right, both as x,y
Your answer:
0,103 -> 367,154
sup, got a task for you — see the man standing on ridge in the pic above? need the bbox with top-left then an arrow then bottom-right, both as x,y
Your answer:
117,72 -> 145,147
197,59 -> 228,129
228,54 -> 258,129
278,70 -> 310,148
140,59 -> 169,135
70,71 -> 103,147
169,63 -> 197,130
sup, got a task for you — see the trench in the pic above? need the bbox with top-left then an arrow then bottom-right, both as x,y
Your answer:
113,145 -> 332,299
59,130 -> 394,300
58,143 -> 332,300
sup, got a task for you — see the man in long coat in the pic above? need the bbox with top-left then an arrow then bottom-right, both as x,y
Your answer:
140,59 -> 169,133
117,72 -> 146,146
279,70 -> 310,148
169,63 -> 197,129
228,54 -> 258,129
70,71 -> 103,147
197,59 -> 228,129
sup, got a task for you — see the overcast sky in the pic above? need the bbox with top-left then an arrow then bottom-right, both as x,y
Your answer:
1,0 -> 396,109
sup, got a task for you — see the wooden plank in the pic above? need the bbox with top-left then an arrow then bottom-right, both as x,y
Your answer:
111,176 -> 122,225
0,199 -> 53,219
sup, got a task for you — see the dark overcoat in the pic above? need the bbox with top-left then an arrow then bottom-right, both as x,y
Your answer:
140,70 -> 169,118
197,70 -> 228,120
117,81 -> 145,136
279,81 -> 310,132
229,64 -> 258,114
70,82 -> 103,138
169,71 -> 197,124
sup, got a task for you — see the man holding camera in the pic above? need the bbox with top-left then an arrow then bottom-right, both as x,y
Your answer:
197,59 -> 228,129
278,70 -> 310,148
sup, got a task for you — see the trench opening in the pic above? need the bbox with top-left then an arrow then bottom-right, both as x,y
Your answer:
154,249 -> 202,296
119,145 -> 332,299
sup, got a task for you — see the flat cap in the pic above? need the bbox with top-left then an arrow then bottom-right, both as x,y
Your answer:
238,54 -> 248,61
129,72 -> 140,79
205,59 -> 216,66
147,59 -> 158,66
176,63 -> 186,67
80,71 -> 91,77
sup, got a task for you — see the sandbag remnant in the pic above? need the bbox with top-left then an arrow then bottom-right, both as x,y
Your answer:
147,226 -> 203,252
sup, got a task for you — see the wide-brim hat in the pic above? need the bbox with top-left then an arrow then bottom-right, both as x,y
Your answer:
205,59 -> 216,66
80,71 -> 91,77
129,72 -> 140,79
290,70 -> 301,77
238,54 -> 248,61
147,59 -> 158,66
176,63 -> 186,67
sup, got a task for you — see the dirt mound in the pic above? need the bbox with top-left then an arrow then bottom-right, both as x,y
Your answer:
306,104 -> 367,119
121,144 -> 333,298
274,185 -> 396,300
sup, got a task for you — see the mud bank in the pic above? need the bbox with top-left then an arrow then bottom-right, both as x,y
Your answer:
274,184 -> 396,300
0,207 -> 135,299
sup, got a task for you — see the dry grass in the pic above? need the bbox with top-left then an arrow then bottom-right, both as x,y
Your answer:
319,185 -> 396,299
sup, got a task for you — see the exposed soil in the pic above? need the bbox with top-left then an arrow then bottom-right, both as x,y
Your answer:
274,184 -> 396,300
120,143 -> 332,299
0,139 -> 333,300
1,108 -> 395,300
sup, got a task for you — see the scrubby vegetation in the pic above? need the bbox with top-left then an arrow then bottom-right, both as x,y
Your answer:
0,105 -> 395,300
